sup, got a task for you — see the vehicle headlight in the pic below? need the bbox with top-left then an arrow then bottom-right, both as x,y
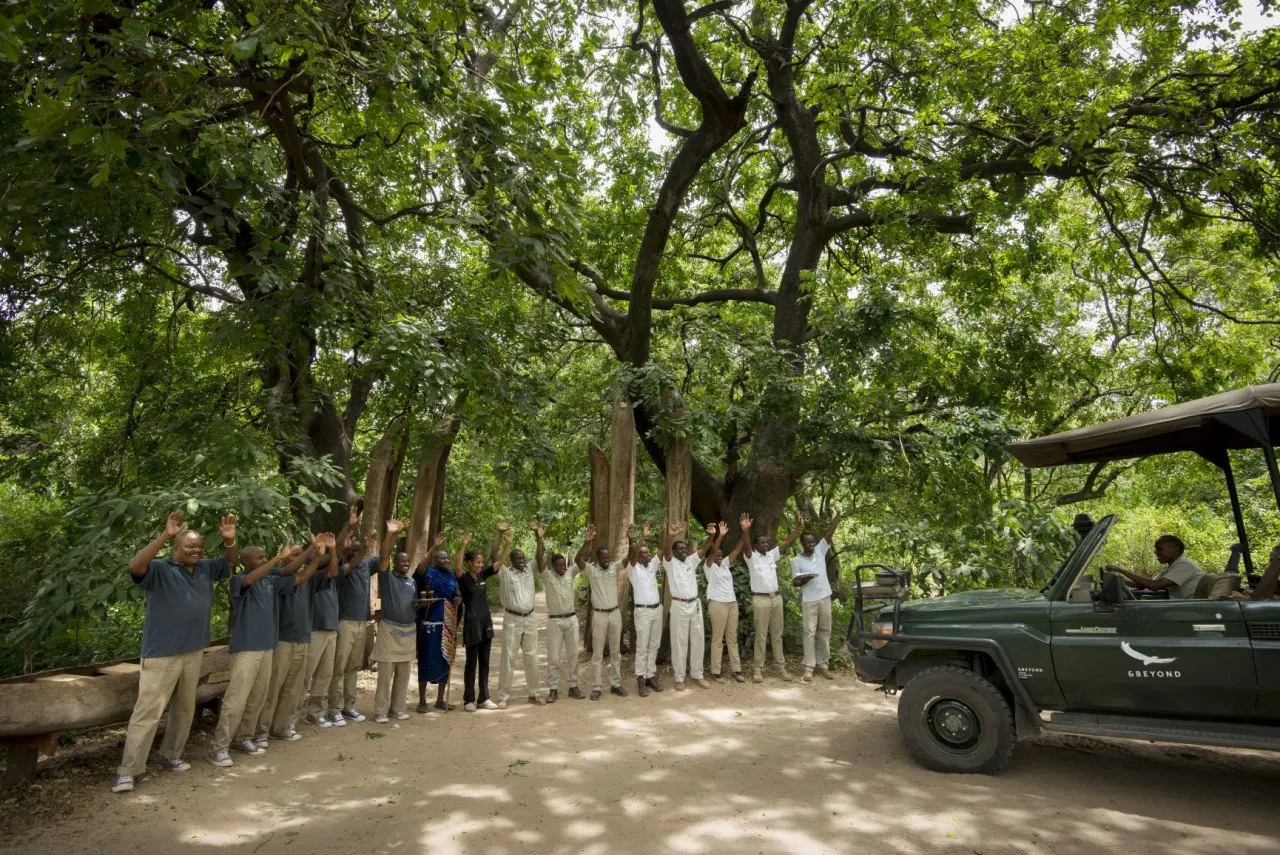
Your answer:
870,621 -> 894,648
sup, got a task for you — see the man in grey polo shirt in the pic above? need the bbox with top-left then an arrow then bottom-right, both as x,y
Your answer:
255,543 -> 330,744
496,521 -> 543,708
113,511 -> 238,794
332,507 -> 376,725
533,522 -> 585,703
372,519 -> 416,722
209,541 -> 296,766
301,534 -> 342,728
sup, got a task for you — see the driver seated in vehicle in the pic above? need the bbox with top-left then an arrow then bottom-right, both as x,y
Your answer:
1105,535 -> 1206,599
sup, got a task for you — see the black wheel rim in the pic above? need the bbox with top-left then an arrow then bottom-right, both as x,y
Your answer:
924,697 -> 982,753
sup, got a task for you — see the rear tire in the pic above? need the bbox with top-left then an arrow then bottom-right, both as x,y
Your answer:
897,665 -> 1016,774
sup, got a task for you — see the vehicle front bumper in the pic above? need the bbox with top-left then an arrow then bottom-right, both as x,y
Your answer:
854,652 -> 897,683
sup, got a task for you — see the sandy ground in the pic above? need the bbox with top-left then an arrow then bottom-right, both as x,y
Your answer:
3,595 -> 1280,855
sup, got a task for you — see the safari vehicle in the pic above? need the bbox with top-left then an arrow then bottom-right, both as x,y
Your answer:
851,384 -> 1280,774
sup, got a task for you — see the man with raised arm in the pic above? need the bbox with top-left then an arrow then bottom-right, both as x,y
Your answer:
534,522 -> 585,703
627,521 -> 662,697
578,524 -> 629,700
740,512 -> 802,683
207,539 -> 295,768
790,509 -> 842,682
331,504 -> 372,724
704,521 -> 747,682
662,520 -> 714,690
301,528 -> 342,729
372,519 -> 417,723
254,540 -> 331,746
495,521 -> 543,708
112,511 -> 238,794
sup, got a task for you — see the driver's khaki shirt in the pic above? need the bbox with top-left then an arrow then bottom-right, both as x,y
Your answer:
1158,556 -> 1205,599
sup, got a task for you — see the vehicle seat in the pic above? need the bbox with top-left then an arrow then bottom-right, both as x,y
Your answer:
1209,573 -> 1242,599
1068,576 -> 1093,603
1194,573 -> 1218,599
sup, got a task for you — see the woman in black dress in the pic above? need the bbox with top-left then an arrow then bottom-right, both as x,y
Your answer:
453,530 -> 506,711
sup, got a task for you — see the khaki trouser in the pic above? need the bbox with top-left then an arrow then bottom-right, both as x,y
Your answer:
752,594 -> 786,670
590,608 -> 622,690
497,611 -> 540,702
331,620 -> 366,711
546,615 -> 579,690
802,596 -> 833,669
258,641 -> 308,737
117,649 -> 203,777
374,660 -> 411,716
708,600 -> 741,675
211,649 -> 273,752
670,599 -> 705,682
300,629 -> 337,719
633,606 -> 662,679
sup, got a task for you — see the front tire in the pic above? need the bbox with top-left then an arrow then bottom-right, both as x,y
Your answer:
897,665 -> 1016,774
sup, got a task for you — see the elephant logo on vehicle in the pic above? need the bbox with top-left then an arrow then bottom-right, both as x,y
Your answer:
1121,642 -> 1177,666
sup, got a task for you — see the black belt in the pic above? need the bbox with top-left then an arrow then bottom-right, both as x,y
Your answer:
505,608 -> 533,618
549,612 -> 576,620
593,605 -> 618,613
672,596 -> 697,603
753,591 -> 780,597
635,603 -> 660,609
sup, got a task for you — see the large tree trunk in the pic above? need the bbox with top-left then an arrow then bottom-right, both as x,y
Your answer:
360,416 -> 407,541
406,415 -> 461,571
589,442 -> 611,538
607,386 -> 635,559
660,435 -> 693,662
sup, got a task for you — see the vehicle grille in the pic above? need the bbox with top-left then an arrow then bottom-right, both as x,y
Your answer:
1248,623 -> 1280,640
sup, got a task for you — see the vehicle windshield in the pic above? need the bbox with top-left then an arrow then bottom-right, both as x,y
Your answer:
1044,514 -> 1116,599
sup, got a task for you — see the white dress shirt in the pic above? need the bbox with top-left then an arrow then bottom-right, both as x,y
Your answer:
791,539 -> 832,602
747,546 -> 781,594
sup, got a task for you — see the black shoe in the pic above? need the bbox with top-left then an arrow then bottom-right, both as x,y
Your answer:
590,689 -> 602,701
637,676 -> 649,697
568,687 -> 586,700
610,685 -> 628,697
646,676 -> 663,693
547,690 -> 558,704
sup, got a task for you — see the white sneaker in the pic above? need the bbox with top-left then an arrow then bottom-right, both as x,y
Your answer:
480,699 -> 498,710
306,712 -> 332,728
463,702 -> 477,712
155,757 -> 191,772
111,775 -> 135,793
393,711 -> 410,721
207,750 -> 233,767
271,728 -> 301,742
374,714 -> 389,723
232,740 -> 265,756
253,733 -> 269,750
328,712 -> 347,728
341,708 -> 366,722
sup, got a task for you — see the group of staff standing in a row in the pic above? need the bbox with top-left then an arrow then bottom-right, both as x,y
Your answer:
110,505 -> 841,795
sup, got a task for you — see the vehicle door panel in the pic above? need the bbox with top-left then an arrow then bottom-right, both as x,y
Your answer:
1050,600 -> 1254,719
1241,600 -> 1280,722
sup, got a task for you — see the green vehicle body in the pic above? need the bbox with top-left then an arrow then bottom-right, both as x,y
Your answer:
853,384 -> 1280,773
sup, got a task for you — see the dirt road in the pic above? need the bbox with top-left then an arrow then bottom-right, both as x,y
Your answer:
3,598 -> 1279,854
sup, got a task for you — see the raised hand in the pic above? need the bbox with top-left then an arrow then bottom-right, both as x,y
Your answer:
219,514 -> 238,541
498,520 -> 511,533
164,511 -> 185,539
796,511 -> 807,529
585,523 -> 597,542
321,531 -> 338,549
626,522 -> 636,540
740,513 -> 753,530
717,521 -> 728,537
276,541 -> 293,559
461,531 -> 473,547
386,518 -> 404,535
348,504 -> 360,527
642,520 -> 652,539
531,522 -> 545,538
705,523 -> 717,536
433,531 -> 447,548
671,521 -> 686,537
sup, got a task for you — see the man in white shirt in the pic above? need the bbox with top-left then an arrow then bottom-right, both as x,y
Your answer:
577,524 -> 629,700
703,521 -> 745,682
626,522 -> 663,697
533,523 -> 586,703
1112,535 -> 1206,599
495,521 -> 543,708
740,513 -> 803,683
791,509 -> 842,681
661,520 -> 715,690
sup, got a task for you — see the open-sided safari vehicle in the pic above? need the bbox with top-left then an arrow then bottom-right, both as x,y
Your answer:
851,384 -> 1280,773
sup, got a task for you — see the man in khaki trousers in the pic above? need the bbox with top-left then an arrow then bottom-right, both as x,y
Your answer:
578,524 -> 628,701
740,513 -> 802,683
113,511 -> 238,793
255,544 -> 329,743
703,521 -> 746,681
208,542 -> 297,766
533,523 -> 585,702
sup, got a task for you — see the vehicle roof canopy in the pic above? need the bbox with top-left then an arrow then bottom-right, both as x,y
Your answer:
1007,384 -> 1280,469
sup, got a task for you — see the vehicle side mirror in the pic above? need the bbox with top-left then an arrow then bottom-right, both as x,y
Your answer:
1096,570 -> 1128,608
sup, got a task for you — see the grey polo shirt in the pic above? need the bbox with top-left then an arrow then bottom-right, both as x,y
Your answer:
312,570 -> 340,631
278,572 -> 325,644
133,557 -> 231,659
229,572 -> 293,653
338,556 -> 376,621
378,570 -> 418,624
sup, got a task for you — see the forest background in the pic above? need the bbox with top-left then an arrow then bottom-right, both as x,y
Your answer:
2,0 -> 1279,677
